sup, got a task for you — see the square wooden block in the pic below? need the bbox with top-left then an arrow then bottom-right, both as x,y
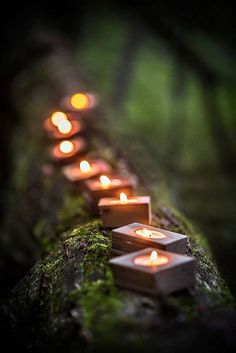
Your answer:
83,177 -> 133,214
98,196 -> 151,228
110,248 -> 195,295
112,222 -> 187,254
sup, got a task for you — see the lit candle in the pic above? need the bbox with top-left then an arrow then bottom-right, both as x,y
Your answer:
112,222 -> 187,254
51,138 -> 86,163
70,93 -> 90,110
110,247 -> 195,295
59,140 -> 74,154
51,111 -> 68,127
98,194 -> 151,228
61,92 -> 97,112
99,175 -> 112,188
44,111 -> 68,132
62,159 -> 112,182
80,160 -> 91,173
134,250 -> 169,267
110,193 -> 138,205
83,176 -> 133,214
57,119 -> 72,134
135,228 -> 166,239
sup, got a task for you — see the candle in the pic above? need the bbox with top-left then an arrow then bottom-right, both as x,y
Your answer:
134,250 -> 169,267
57,119 -> 72,134
98,193 -> 151,228
45,116 -> 83,140
50,138 -> 86,163
83,176 -> 133,214
51,111 -> 67,126
70,93 -> 90,110
62,159 -> 112,183
135,228 -> 166,239
61,92 -> 96,112
60,140 -> 74,153
112,222 -> 188,254
44,111 -> 68,132
109,247 -> 195,295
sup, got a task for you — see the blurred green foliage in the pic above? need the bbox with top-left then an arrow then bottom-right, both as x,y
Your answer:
76,12 -> 236,293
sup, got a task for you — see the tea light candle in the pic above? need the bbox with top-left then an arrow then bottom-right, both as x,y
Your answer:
134,250 -> 169,266
50,138 -> 86,163
62,159 -> 112,183
84,175 -> 133,213
83,175 -> 133,213
110,247 -> 195,295
49,118 -> 83,140
98,193 -> 151,228
44,111 -> 68,132
112,222 -> 187,254
61,92 -> 96,112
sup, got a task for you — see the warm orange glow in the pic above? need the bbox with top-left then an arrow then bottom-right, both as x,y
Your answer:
59,140 -> 74,154
134,250 -> 169,267
70,93 -> 89,109
57,119 -> 72,134
150,250 -> 158,263
120,192 -> 128,204
80,160 -> 91,173
51,111 -> 68,126
135,228 -> 166,239
100,175 -> 111,188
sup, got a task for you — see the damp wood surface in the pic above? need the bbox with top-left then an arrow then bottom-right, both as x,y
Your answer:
0,35 -> 235,353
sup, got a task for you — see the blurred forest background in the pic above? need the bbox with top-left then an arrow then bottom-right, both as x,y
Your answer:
0,2 -> 235,296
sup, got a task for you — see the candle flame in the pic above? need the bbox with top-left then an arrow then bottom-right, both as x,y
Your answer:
80,160 -> 91,173
70,93 -> 89,110
57,119 -> 72,134
120,192 -> 128,204
51,111 -> 68,127
150,250 -> 158,263
135,228 -> 166,239
143,228 -> 152,237
100,175 -> 111,187
59,140 -> 74,154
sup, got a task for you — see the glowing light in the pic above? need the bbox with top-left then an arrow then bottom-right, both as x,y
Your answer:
57,119 -> 72,134
80,160 -> 91,173
100,175 -> 111,188
134,250 -> 169,267
135,228 -> 166,239
51,111 -> 68,127
70,93 -> 90,110
59,140 -> 74,154
120,192 -> 128,204
150,250 -> 158,263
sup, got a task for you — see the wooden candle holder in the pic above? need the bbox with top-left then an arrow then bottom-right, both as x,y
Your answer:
62,159 -> 112,183
83,177 -> 133,213
112,222 -> 187,254
50,138 -> 86,164
110,248 -> 195,295
98,196 -> 151,228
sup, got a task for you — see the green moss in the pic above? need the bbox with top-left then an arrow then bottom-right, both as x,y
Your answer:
57,193 -> 91,234
71,273 -> 122,336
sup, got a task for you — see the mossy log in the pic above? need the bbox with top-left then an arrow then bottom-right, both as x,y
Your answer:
0,33 -> 235,353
